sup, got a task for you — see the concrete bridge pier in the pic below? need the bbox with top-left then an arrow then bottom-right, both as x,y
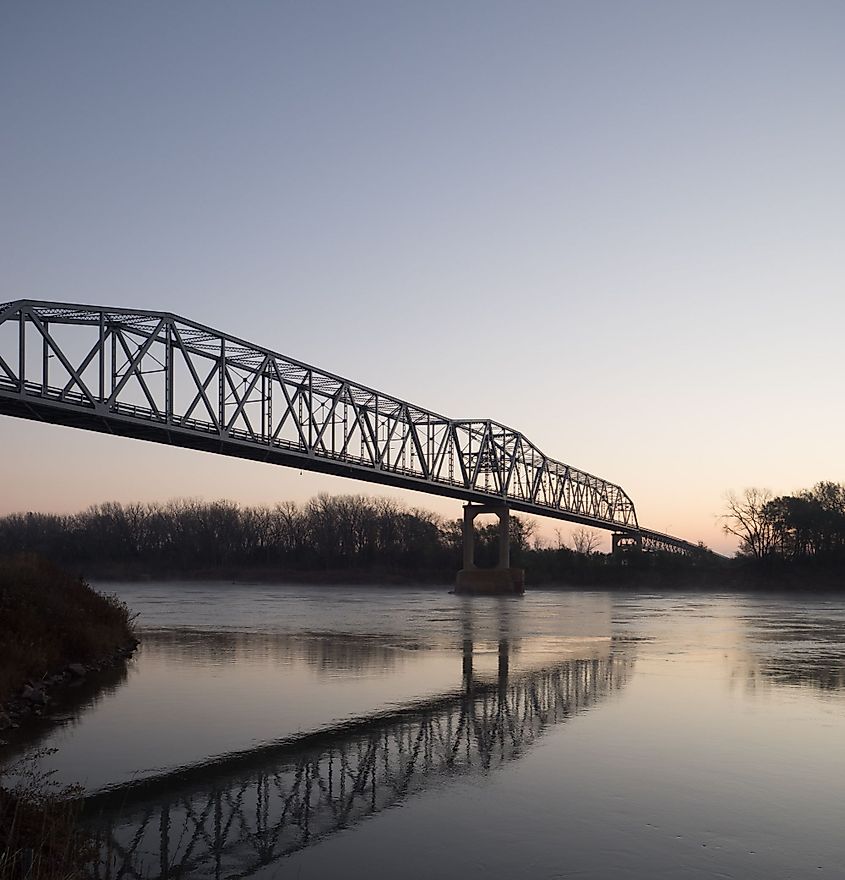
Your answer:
455,503 -> 525,595
612,532 -> 643,555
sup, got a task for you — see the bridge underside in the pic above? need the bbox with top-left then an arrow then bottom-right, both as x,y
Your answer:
0,300 -> 704,557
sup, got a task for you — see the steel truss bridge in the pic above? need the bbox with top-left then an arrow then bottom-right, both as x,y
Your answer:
84,653 -> 633,880
0,300 -> 701,553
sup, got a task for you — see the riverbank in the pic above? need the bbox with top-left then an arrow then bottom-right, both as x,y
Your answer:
0,555 -> 137,718
0,555 -> 137,879
83,560 -> 845,592
79,561 -> 457,585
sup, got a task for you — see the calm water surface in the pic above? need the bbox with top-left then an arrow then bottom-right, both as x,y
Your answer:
9,583 -> 845,879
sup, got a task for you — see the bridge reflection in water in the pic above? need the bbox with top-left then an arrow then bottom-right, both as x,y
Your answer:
85,644 -> 634,880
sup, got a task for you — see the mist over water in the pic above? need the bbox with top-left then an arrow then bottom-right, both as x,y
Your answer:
12,583 -> 845,879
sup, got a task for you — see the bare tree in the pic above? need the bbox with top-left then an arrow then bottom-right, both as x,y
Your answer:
571,526 -> 601,555
721,488 -> 774,558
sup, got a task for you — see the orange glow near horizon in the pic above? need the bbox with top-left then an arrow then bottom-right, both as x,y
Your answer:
0,416 -> 745,555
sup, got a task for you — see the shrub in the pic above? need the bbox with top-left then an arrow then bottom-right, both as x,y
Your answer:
0,555 -> 134,704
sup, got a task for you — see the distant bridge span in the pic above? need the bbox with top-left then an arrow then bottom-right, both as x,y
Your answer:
0,300 -> 701,554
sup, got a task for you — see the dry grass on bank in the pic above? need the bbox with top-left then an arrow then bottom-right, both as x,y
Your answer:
0,752 -> 93,880
0,554 -> 134,705
1,558 -> 135,879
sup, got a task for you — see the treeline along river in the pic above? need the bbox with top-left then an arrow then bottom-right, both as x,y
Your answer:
8,487 -> 845,586
0,495 -> 609,580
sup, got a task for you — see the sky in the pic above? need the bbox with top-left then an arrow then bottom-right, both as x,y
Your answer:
2,1 -> 844,555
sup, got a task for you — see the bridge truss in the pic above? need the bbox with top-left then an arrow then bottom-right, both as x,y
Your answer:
84,654 -> 632,880
0,300 -> 699,552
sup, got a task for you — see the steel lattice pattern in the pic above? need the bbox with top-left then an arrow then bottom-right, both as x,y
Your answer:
0,300 -> 698,552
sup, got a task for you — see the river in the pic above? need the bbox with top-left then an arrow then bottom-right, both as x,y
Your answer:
7,583 -> 845,879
